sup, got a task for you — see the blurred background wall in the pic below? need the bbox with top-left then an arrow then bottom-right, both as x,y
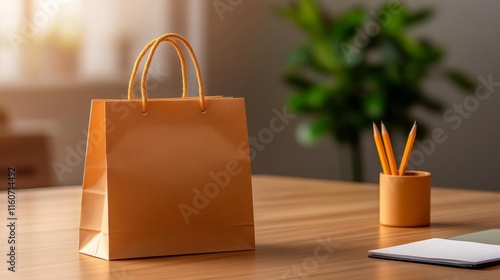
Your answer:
208,0 -> 500,191
0,0 -> 498,191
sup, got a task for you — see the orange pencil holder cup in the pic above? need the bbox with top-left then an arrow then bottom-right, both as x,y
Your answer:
379,171 -> 431,227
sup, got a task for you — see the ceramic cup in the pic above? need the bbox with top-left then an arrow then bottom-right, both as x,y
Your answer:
379,171 -> 431,227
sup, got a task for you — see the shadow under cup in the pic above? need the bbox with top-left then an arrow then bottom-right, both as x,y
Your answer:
379,171 -> 431,227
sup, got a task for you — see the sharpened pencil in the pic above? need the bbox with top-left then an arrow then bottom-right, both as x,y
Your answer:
398,122 -> 417,176
381,122 -> 398,175
373,122 -> 390,175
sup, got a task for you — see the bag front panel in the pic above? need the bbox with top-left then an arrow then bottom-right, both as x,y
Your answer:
103,98 -> 254,259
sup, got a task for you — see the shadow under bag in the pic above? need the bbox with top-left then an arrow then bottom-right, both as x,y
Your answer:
78,33 -> 255,260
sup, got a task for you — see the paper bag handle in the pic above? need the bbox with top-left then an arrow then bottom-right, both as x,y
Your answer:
128,37 -> 188,101
129,33 -> 206,114
141,33 -> 206,114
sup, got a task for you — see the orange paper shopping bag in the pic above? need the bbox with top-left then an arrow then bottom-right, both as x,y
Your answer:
78,34 -> 255,260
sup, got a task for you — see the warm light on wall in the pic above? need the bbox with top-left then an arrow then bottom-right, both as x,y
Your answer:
0,0 -> 169,84
0,0 -> 82,81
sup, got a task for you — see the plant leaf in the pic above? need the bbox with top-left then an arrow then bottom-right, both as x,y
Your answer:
380,5 -> 406,35
446,70 -> 476,91
310,117 -> 332,139
310,40 -> 340,72
405,8 -> 434,26
363,90 -> 385,118
417,93 -> 443,112
285,72 -> 313,89
330,7 -> 366,42
296,117 -> 333,147
276,0 -> 325,36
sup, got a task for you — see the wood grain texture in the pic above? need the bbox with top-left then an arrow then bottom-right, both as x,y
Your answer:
0,175 -> 499,279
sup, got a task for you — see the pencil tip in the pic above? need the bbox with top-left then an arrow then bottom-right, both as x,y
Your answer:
381,122 -> 387,133
410,122 -> 417,134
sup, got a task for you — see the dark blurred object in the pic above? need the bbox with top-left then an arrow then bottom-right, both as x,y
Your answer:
0,135 -> 53,189
0,107 -> 7,131
0,108 -> 52,189
278,0 -> 475,181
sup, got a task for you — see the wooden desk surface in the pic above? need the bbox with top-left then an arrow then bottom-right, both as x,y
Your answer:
1,175 -> 499,280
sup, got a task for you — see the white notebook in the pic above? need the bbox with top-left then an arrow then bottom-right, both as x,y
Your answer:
368,238 -> 500,268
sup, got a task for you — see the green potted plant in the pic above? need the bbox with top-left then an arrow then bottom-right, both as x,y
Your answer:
278,0 -> 474,181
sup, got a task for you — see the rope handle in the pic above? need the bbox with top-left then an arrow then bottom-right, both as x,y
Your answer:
141,33 -> 206,114
128,37 -> 188,101
131,33 -> 206,114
